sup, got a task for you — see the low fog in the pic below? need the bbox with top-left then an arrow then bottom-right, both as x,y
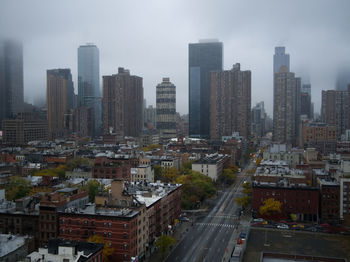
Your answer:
1,0 -> 350,115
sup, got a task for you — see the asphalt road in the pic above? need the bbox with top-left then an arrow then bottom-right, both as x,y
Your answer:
165,163 -> 253,262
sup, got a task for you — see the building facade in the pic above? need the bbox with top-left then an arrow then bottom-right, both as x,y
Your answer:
102,68 -> 143,138
189,40 -> 223,138
156,78 -> 176,139
321,87 -> 350,138
273,46 -> 290,74
209,63 -> 251,140
78,44 -> 101,136
273,66 -> 301,146
46,69 -> 74,140
251,102 -> 266,138
0,39 -> 23,129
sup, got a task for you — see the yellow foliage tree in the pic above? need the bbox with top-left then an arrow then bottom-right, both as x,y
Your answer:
259,198 -> 281,216
88,234 -> 114,262
162,167 -> 180,183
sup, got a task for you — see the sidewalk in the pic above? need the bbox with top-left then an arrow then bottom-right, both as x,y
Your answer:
146,220 -> 193,262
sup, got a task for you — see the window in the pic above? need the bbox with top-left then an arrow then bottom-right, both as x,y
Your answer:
123,224 -> 127,229
77,220 -> 80,225
91,221 -> 95,226
62,219 -> 65,224
123,243 -> 127,250
62,229 -> 65,234
104,222 -> 107,227
84,220 -> 88,225
108,232 -> 112,237
108,222 -> 112,228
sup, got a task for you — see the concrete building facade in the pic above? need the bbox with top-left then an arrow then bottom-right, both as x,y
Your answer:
102,68 -> 143,138
273,66 -> 301,146
210,63 -> 251,140
156,78 -> 176,139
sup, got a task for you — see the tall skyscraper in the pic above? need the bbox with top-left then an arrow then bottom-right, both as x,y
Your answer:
273,47 -> 290,73
156,78 -> 176,139
102,68 -> 143,138
210,63 -> 251,140
321,87 -> 350,138
0,39 -> 23,128
251,102 -> 266,138
189,40 -> 223,138
78,44 -> 101,136
47,69 -> 74,140
300,84 -> 312,119
273,66 -> 301,146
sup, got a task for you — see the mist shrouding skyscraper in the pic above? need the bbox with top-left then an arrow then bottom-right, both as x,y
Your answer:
156,77 -> 176,139
78,43 -> 101,136
47,69 -> 74,140
210,63 -> 251,140
0,39 -> 23,128
189,40 -> 223,138
273,47 -> 290,74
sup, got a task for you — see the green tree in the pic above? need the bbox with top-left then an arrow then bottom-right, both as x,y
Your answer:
66,157 -> 92,171
176,170 -> 216,209
88,234 -> 114,262
155,234 -> 175,258
163,167 -> 180,183
5,176 -> 32,201
221,168 -> 236,185
154,165 -> 162,181
87,180 -> 104,203
259,198 -> 282,216
235,195 -> 251,208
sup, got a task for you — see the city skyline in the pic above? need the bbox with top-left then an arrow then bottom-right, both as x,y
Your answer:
1,0 -> 350,116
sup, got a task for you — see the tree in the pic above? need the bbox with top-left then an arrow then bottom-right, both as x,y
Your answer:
155,234 -> 175,258
5,176 -> 32,201
162,167 -> 180,183
176,170 -> 216,209
221,168 -> 236,185
88,234 -> 114,262
259,198 -> 282,217
154,165 -> 162,181
87,180 -> 104,203
235,195 -> 251,208
66,157 -> 92,171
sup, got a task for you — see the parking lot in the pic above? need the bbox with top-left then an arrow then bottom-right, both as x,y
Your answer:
243,228 -> 350,261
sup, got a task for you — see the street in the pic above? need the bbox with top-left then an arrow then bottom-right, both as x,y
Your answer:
165,163 -> 253,262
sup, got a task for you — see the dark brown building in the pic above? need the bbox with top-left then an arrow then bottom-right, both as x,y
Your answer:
210,63 -> 251,140
92,156 -> 131,180
102,67 -> 143,138
73,106 -> 93,138
321,87 -> 350,139
39,189 -> 88,246
46,69 -> 74,140
318,178 -> 340,222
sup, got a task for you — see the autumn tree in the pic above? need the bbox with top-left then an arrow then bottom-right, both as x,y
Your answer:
5,176 -> 32,201
176,170 -> 216,209
259,198 -> 281,217
162,167 -> 180,183
235,181 -> 252,208
155,234 -> 175,259
88,234 -> 114,262
87,180 -> 104,203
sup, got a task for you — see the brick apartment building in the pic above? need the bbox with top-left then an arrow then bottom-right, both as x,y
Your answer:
39,188 -> 88,246
92,156 -> 132,180
59,180 -> 182,261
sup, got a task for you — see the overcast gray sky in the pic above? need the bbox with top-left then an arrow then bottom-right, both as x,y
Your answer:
1,0 -> 350,116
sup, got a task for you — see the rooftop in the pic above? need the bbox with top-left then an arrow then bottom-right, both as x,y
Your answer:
0,234 -> 27,257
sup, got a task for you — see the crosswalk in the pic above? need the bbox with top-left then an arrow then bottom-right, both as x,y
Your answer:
195,222 -> 236,228
207,214 -> 237,219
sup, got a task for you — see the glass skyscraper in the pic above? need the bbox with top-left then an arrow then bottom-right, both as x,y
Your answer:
189,40 -> 223,138
0,39 -> 23,129
78,43 -> 101,136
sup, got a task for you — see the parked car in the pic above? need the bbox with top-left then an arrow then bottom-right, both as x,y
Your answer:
253,218 -> 264,223
277,224 -> 289,229
292,224 -> 304,229
179,216 -> 190,222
